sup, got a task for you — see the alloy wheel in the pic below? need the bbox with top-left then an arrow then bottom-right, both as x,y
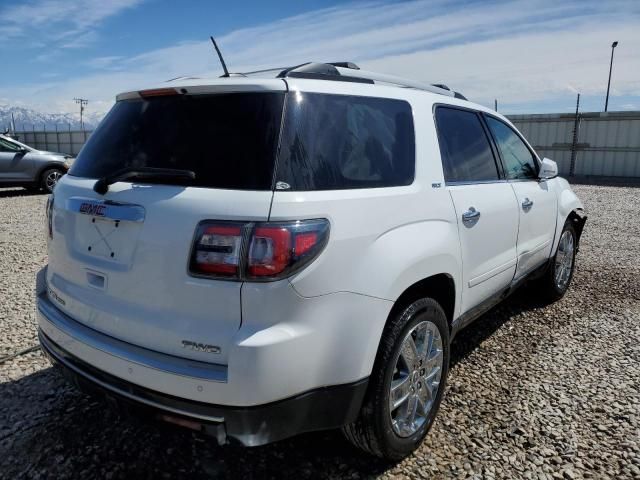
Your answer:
389,320 -> 443,437
554,230 -> 575,290
45,171 -> 62,192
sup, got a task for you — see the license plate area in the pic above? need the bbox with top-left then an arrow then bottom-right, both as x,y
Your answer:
66,197 -> 145,265
74,215 -> 141,263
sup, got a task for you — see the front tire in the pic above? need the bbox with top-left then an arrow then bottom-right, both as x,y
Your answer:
342,298 -> 450,460
41,168 -> 64,193
537,221 -> 577,302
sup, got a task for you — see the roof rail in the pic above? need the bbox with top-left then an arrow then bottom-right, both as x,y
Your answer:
165,76 -> 203,82
242,62 -> 465,98
334,67 -> 455,97
278,63 -> 373,84
430,84 -> 468,100
328,62 -> 360,69
243,66 -> 291,76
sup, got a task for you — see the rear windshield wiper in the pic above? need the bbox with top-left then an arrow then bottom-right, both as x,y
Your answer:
93,167 -> 196,194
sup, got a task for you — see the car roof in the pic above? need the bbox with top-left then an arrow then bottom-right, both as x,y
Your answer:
115,62 -> 510,124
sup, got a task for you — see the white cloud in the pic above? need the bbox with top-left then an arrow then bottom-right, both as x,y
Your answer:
362,22 -> 640,108
3,0 -> 639,116
85,56 -> 124,69
0,0 -> 145,47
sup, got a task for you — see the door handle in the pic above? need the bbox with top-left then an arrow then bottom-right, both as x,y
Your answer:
462,207 -> 480,225
522,198 -> 534,210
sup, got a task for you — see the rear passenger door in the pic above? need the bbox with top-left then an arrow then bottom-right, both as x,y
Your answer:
435,106 -> 519,314
484,115 -> 557,280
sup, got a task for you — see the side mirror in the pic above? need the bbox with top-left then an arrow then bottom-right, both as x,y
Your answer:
539,157 -> 558,180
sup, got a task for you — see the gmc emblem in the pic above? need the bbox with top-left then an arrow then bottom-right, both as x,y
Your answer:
79,202 -> 106,217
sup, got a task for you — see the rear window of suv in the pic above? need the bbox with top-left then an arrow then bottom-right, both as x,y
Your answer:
275,93 -> 415,190
70,92 -> 284,190
71,91 -> 415,191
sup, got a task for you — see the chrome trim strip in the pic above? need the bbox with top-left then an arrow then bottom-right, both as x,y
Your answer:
446,179 -> 507,186
37,293 -> 227,383
66,197 -> 146,222
39,332 -> 225,423
512,241 -> 552,282
468,258 -> 517,288
507,178 -> 539,183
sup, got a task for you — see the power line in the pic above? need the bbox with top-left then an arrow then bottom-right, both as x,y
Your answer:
73,97 -> 88,129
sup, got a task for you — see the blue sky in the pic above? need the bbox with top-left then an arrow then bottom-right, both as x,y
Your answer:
1,0 -> 639,119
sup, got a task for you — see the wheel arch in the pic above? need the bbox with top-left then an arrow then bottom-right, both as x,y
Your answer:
567,209 -> 587,249
388,273 -> 456,330
36,162 -> 67,182
551,180 -> 586,255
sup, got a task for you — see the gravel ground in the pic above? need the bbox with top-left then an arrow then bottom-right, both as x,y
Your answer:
1,184 -> 639,479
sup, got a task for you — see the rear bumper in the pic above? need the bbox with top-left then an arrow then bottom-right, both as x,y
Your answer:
39,267 -> 390,407
39,328 -> 368,446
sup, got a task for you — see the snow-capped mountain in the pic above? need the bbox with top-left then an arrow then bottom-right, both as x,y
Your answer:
0,105 -> 103,132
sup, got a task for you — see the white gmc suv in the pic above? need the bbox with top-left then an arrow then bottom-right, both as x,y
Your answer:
37,62 -> 586,460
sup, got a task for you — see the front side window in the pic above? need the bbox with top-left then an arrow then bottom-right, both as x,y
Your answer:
435,107 -> 499,183
485,116 -> 538,180
275,93 -> 415,190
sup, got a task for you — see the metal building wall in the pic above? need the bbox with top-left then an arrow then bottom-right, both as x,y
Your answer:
9,111 -> 640,178
508,111 -> 640,178
12,129 -> 91,156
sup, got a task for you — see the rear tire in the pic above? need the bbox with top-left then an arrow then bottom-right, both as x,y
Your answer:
342,297 -> 450,460
536,220 -> 577,302
41,168 -> 64,193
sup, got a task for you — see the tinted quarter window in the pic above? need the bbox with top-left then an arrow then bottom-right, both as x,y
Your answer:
435,107 -> 499,183
70,93 -> 284,190
485,116 -> 538,180
276,93 -> 415,190
0,138 -> 21,152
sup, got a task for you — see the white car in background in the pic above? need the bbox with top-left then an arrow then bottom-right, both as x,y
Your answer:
36,62 -> 586,460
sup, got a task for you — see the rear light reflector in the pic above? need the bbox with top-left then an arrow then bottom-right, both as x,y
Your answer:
189,219 -> 329,281
248,226 -> 291,277
45,194 -> 54,240
294,232 -> 318,256
191,223 -> 243,277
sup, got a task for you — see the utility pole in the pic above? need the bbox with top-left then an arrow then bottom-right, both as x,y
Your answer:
73,98 -> 88,129
494,99 -> 498,112
569,93 -> 581,177
604,41 -> 618,112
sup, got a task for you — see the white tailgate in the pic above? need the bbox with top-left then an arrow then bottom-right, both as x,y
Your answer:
46,175 -> 272,364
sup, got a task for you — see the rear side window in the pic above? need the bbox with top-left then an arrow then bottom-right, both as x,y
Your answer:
485,116 -> 538,180
0,138 -> 21,152
70,93 -> 284,190
275,93 -> 415,190
435,107 -> 499,183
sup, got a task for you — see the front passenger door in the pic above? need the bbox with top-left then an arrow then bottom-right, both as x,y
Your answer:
484,116 -> 557,280
435,107 -> 520,315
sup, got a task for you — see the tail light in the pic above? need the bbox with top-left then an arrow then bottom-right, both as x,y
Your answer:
189,219 -> 329,281
138,88 -> 179,98
45,194 -> 54,240
190,223 -> 244,277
